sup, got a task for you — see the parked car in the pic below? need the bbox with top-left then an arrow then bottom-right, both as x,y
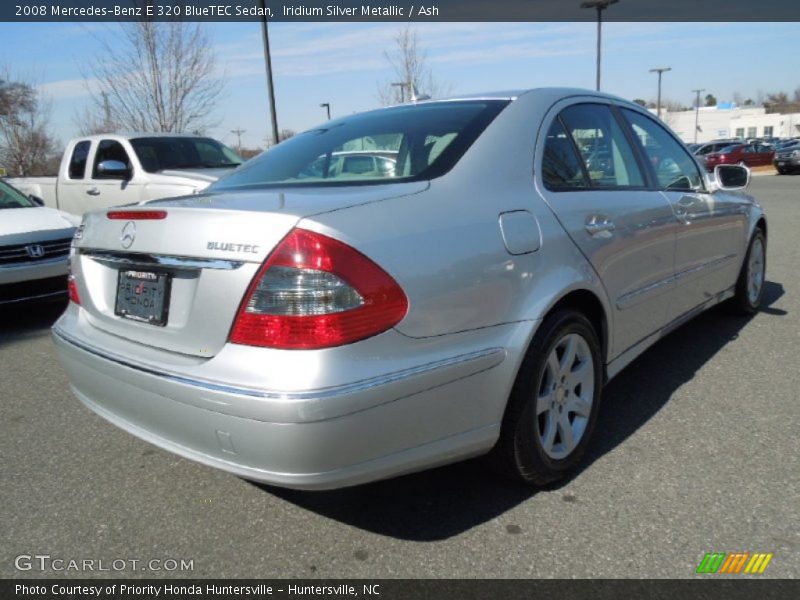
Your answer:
297,151 -> 398,180
9,133 -> 243,216
703,143 -> 775,171
0,179 -> 78,306
692,141 -> 739,158
774,144 -> 800,174
53,89 -> 767,490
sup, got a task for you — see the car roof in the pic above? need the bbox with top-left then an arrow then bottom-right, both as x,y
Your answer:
75,132 -> 209,142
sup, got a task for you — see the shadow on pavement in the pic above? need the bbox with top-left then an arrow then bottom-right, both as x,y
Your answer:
0,300 -> 67,347
256,281 -> 786,541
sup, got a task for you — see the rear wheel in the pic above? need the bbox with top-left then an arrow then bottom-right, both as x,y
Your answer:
730,229 -> 766,314
490,310 -> 603,486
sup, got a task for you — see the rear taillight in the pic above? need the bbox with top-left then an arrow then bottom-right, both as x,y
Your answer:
67,275 -> 81,305
230,228 -> 407,349
107,210 -> 167,220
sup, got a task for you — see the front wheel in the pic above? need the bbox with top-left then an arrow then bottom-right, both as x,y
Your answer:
730,229 -> 766,314
490,310 -> 603,486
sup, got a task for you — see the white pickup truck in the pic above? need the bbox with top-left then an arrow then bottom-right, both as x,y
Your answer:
10,133 -> 243,215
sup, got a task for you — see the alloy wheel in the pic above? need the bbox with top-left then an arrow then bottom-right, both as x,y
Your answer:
535,333 -> 595,460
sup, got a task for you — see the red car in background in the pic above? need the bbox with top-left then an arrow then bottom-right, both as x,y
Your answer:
704,143 -> 775,171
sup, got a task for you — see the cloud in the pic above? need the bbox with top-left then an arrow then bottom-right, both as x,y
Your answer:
37,78 -> 98,100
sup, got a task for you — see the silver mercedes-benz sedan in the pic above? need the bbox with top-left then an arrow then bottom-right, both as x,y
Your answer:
53,89 -> 767,490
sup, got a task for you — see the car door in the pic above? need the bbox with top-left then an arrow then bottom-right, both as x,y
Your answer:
619,108 -> 747,320
536,101 -> 678,359
79,139 -> 143,213
55,139 -> 93,214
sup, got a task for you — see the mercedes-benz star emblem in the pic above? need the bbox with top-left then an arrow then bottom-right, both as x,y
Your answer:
120,221 -> 136,249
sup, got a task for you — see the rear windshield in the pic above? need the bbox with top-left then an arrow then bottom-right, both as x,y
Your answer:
209,100 -> 509,191
0,179 -> 36,209
130,137 -> 242,172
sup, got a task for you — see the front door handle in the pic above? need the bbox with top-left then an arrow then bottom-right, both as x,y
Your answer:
86,187 -> 100,196
675,196 -> 696,224
585,216 -> 615,236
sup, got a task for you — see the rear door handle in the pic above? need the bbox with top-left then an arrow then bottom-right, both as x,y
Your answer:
585,217 -> 615,236
86,187 -> 100,196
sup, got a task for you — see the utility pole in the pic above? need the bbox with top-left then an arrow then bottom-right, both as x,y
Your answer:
101,91 -> 113,131
320,103 -> 331,120
580,0 -> 619,91
649,67 -> 671,119
258,0 -> 279,146
230,128 -> 246,152
692,88 -> 705,143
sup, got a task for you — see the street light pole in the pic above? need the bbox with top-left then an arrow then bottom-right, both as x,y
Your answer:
692,88 -> 706,144
320,103 -> 331,120
258,0 -> 279,146
649,67 -> 671,119
391,82 -> 407,103
580,0 -> 619,91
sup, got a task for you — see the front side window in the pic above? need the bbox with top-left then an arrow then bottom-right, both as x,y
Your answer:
92,140 -> 132,179
621,109 -> 703,191
541,119 -> 588,190
559,104 -> 645,189
68,141 -> 91,179
210,100 -> 509,191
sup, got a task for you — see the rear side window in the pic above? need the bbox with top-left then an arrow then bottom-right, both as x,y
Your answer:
210,100 -> 509,190
92,140 -> 132,179
542,119 -> 588,190
621,109 -> 703,191
68,141 -> 91,179
559,104 -> 645,189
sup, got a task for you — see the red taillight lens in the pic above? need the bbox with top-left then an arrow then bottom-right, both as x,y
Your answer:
230,228 -> 408,349
107,210 -> 167,220
67,275 -> 81,305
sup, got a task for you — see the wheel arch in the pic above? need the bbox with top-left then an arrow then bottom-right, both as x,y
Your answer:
543,289 -> 609,370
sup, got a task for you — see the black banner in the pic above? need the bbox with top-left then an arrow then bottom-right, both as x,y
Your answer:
4,579 -> 800,600
3,0 -> 800,22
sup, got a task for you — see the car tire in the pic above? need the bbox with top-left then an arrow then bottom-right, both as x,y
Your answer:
489,309 -> 603,486
730,228 -> 766,315
776,168 -> 786,175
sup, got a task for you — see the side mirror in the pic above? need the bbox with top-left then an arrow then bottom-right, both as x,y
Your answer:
28,194 -> 45,206
714,164 -> 750,191
96,160 -> 131,180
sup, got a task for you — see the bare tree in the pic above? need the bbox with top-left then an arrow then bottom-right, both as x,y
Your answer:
84,20 -> 223,133
377,26 -> 450,105
0,72 -> 57,177
73,91 -> 120,136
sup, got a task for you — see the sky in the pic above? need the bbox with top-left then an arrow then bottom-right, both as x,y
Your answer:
2,21 -> 799,151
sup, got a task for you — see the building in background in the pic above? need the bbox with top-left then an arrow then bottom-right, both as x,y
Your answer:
656,105 -> 800,143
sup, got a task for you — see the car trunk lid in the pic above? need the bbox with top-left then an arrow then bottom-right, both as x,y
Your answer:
72,182 -> 427,357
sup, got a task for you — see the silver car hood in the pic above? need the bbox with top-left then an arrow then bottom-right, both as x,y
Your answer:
147,181 -> 430,218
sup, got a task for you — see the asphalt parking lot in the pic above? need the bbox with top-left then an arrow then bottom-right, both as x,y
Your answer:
1,175 -> 798,579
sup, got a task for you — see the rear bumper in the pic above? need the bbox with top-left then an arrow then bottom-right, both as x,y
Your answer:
52,313 -> 530,489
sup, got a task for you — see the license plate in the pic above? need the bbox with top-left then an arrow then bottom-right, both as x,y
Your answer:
778,161 -> 785,166
115,270 -> 171,326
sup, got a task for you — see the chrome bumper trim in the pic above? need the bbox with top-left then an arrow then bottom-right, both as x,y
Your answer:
52,326 -> 505,402
82,249 -> 244,271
